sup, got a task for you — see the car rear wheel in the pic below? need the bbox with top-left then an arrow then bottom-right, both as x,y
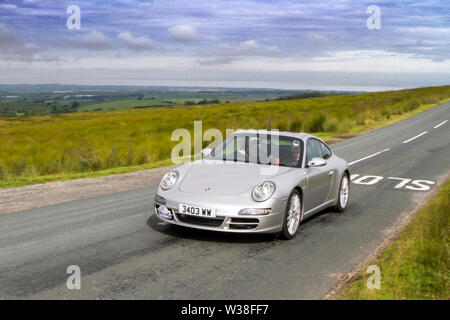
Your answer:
335,173 -> 350,212
280,190 -> 302,240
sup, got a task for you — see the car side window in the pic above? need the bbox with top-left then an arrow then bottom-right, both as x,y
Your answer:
306,139 -> 323,163
320,141 -> 332,159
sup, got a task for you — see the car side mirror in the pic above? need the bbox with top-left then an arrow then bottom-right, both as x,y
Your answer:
307,157 -> 327,167
201,148 -> 212,158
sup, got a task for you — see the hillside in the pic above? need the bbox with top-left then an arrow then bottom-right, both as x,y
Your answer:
0,85 -> 449,187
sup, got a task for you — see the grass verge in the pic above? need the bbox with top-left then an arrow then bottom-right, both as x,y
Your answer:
339,178 -> 450,300
0,159 -> 175,189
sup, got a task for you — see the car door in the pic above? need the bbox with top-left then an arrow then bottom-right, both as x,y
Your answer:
319,140 -> 336,201
304,138 -> 333,212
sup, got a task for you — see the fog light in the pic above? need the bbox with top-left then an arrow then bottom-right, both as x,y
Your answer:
157,205 -> 173,220
238,208 -> 271,215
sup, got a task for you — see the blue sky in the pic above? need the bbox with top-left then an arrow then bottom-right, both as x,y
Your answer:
0,0 -> 449,90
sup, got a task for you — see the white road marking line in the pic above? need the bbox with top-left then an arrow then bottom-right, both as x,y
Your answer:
348,148 -> 390,166
351,174 -> 435,191
403,131 -> 428,144
434,120 -> 448,128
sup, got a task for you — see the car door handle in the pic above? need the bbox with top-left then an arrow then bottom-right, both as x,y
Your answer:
328,171 -> 334,176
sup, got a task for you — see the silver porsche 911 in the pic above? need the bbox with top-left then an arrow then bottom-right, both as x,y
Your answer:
154,130 -> 350,239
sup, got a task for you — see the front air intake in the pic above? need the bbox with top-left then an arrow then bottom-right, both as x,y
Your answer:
227,217 -> 259,230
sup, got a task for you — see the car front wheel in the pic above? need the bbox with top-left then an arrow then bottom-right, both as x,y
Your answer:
335,173 -> 350,212
280,190 -> 302,240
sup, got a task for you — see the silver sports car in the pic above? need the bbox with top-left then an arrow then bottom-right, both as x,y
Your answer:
154,130 -> 350,239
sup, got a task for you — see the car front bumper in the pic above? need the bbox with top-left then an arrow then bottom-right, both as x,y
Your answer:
153,191 -> 287,234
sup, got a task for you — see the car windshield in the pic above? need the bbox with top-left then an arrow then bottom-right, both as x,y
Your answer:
208,133 -> 303,168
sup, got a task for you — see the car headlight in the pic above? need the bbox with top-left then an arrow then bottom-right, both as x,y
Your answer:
252,181 -> 276,202
160,171 -> 179,190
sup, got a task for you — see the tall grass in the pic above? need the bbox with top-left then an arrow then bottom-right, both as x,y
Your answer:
0,85 -> 449,180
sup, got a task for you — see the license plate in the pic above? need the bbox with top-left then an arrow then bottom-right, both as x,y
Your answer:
178,204 -> 216,218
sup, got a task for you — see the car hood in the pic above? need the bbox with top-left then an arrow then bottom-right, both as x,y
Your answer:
178,160 -> 293,196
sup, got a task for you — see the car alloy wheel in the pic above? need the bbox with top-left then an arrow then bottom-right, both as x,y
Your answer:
281,190 -> 302,239
335,174 -> 350,212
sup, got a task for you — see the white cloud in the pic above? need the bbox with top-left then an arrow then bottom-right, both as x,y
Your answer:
238,40 -> 259,53
0,23 -> 41,60
199,40 -> 279,65
168,24 -> 199,42
69,31 -> 159,52
0,4 -> 18,10
0,23 -> 22,48
197,57 -> 236,66
0,23 -> 21,47
399,27 -> 450,36
71,31 -> 112,51
117,32 -> 156,50
224,50 -> 450,74
2,53 -> 448,91
226,40 -> 278,56
306,32 -> 328,45
12,43 -> 39,57
266,45 -> 280,54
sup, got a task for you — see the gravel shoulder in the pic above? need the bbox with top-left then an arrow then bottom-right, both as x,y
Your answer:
0,165 -> 176,215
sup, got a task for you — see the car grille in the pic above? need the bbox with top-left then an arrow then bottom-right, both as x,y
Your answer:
227,217 -> 259,230
175,213 -> 225,227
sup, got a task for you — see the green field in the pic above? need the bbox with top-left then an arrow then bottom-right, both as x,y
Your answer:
0,87 -> 337,116
0,85 -> 449,188
339,178 -> 450,300
0,86 -> 345,116
78,98 -> 227,112
78,99 -> 175,111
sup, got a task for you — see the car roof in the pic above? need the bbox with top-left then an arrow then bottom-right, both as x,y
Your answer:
233,129 -> 315,141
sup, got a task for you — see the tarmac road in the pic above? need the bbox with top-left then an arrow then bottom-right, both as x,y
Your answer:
0,102 -> 448,299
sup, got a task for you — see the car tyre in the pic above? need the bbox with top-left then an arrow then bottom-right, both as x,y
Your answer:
334,173 -> 350,212
280,189 -> 303,240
